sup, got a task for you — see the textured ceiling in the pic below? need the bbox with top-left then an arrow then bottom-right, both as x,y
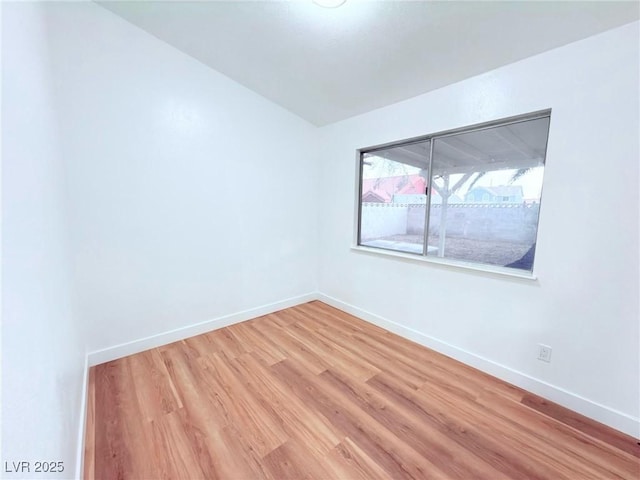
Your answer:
97,1 -> 639,126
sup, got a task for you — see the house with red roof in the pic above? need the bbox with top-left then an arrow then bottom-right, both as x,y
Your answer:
362,174 -> 465,204
361,174 -> 426,203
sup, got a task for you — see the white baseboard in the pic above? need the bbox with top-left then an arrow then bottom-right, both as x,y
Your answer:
87,292 -> 317,366
75,354 -> 89,480
82,290 -> 639,438
317,293 -> 640,438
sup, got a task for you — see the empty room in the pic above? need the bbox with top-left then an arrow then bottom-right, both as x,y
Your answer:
2,1 -> 639,479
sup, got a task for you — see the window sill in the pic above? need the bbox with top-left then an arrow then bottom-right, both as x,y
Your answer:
350,245 -> 538,281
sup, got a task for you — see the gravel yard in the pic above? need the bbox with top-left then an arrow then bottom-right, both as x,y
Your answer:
383,234 -> 532,267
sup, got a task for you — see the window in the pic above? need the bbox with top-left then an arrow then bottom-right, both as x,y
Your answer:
357,111 -> 551,274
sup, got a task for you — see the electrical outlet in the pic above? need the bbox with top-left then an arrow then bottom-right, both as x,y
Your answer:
538,344 -> 552,363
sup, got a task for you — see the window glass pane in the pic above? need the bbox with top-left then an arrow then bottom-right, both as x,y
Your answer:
359,140 -> 430,254
426,117 -> 549,271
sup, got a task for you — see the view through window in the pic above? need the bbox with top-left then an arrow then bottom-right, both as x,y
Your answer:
358,112 -> 550,273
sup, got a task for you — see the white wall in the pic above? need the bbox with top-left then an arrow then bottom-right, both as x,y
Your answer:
43,2 -> 319,354
318,22 -> 640,436
2,3 -> 86,478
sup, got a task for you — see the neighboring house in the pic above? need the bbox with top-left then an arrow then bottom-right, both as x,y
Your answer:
392,193 -> 426,204
395,191 -> 463,204
429,192 -> 464,205
464,186 -> 524,204
361,191 -> 387,203
361,174 -> 426,203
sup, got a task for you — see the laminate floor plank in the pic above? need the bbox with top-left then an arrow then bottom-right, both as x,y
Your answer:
232,321 -> 287,365
320,367 -> 513,480
521,393 -> 640,459
94,360 -> 158,479
83,367 -> 96,480
160,343 -> 229,432
148,409 -> 208,480
368,371 -> 568,480
323,437 -> 391,480
475,390 -> 639,478
420,370 -> 631,480
336,308 -> 526,402
128,349 -> 182,422
204,327 -> 248,359
287,320 -> 381,381
293,302 -> 369,336
252,317 -> 329,375
315,324 -> 431,389
179,333 -> 218,359
262,440 -> 335,480
270,358 -> 450,480
197,353 -> 289,457
88,301 -> 640,479
233,352 -> 343,455
314,303 -> 528,403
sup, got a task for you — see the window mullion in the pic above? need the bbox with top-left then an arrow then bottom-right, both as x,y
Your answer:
422,139 -> 435,256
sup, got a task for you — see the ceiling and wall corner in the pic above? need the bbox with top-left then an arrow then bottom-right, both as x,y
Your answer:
96,0 -> 639,126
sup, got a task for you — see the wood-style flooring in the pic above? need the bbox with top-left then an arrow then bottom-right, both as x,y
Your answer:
85,301 -> 640,479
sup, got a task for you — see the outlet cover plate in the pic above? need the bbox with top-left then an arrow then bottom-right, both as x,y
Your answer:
538,344 -> 552,362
